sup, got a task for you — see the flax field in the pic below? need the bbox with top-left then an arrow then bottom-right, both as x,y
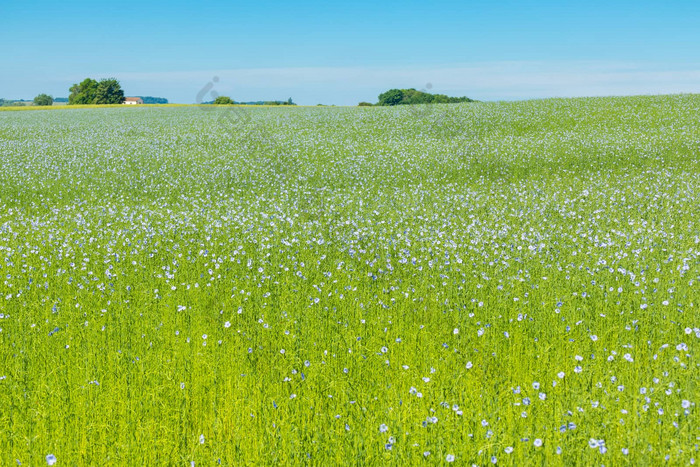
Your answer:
1,95 -> 699,465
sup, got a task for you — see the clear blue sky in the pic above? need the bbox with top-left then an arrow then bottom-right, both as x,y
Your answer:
2,0 -> 699,104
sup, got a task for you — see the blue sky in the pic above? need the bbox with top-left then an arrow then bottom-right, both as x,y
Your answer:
1,0 -> 699,104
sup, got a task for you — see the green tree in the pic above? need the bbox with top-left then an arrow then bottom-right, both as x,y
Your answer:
69,78 -> 125,105
377,89 -> 405,106
95,78 -> 125,104
33,94 -> 54,106
213,96 -> 235,105
377,88 -> 475,106
358,102 -> 373,106
68,78 -> 98,105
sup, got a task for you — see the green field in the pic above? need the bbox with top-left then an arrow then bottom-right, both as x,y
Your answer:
1,95 -> 699,465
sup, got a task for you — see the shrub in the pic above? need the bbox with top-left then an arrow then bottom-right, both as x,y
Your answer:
33,94 -> 54,106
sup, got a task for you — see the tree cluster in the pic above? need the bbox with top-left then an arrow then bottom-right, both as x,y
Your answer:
33,94 -> 54,106
376,88 -> 474,106
213,96 -> 235,105
137,96 -> 169,104
68,78 -> 125,105
206,97 -> 296,106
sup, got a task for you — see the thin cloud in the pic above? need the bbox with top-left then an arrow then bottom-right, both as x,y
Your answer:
61,61 -> 700,104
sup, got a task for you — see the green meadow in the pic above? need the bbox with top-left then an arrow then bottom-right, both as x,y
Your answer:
0,95 -> 698,465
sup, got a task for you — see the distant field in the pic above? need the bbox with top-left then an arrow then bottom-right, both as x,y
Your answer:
0,95 -> 698,465
0,103 -> 190,111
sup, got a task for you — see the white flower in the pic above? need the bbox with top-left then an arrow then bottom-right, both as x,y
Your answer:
379,423 -> 388,433
446,454 -> 455,462
46,454 -> 57,466
453,328 -> 459,335
534,439 -> 543,447
466,361 -> 473,369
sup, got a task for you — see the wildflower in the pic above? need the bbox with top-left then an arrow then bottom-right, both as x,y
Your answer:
504,446 -> 513,454
379,424 -> 388,433
199,434 -> 205,444
46,454 -> 57,466
446,454 -> 455,462
534,439 -> 543,447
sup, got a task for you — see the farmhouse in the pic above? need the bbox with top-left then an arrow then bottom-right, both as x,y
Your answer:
124,97 -> 143,105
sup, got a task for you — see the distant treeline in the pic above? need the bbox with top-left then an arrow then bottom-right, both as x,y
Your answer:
0,98 -> 31,106
137,96 -> 169,104
372,88 -> 476,106
205,96 -> 296,106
